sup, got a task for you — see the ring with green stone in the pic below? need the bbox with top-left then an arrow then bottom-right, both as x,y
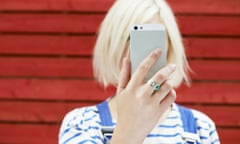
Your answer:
153,84 -> 161,91
148,79 -> 161,92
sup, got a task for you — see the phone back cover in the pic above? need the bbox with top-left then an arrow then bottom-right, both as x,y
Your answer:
130,24 -> 166,81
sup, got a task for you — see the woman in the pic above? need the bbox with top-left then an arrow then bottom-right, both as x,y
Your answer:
59,0 -> 220,143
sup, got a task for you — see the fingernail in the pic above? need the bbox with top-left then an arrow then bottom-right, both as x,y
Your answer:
123,57 -> 130,63
169,64 -> 177,70
154,48 -> 161,54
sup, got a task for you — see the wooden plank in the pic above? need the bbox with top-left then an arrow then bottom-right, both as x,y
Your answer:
0,101 -> 239,127
189,60 -> 240,80
0,79 -> 114,101
0,14 -> 239,36
0,79 -> 239,104
0,57 -> 239,80
0,124 -> 58,144
1,35 -> 239,58
0,0 -> 239,15
176,82 -> 240,104
0,57 -> 93,78
184,38 -> 240,58
0,101 -> 96,123
0,0 -> 114,12
0,35 -> 96,56
177,15 -> 240,36
0,124 -> 238,144
184,104 -> 240,127
168,0 -> 240,15
217,128 -> 240,144
0,13 -> 103,33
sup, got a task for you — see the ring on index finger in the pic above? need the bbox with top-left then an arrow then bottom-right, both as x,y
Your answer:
147,79 -> 161,92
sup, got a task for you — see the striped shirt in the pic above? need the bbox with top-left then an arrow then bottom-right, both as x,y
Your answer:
59,102 -> 220,144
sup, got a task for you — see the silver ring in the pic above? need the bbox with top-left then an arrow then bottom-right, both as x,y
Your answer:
147,79 -> 161,91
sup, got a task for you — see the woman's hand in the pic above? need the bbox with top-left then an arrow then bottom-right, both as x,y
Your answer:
110,48 -> 177,144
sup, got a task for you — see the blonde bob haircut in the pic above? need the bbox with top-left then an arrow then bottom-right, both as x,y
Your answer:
93,0 -> 191,88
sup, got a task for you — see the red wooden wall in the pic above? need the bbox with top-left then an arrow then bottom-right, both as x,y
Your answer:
0,0 -> 239,143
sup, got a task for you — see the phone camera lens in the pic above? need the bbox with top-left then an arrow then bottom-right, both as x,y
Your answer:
134,26 -> 138,30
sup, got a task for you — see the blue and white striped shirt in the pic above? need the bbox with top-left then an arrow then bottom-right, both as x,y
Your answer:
59,102 -> 220,144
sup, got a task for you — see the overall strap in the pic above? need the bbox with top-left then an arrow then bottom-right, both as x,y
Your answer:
96,101 -> 114,126
178,105 -> 197,133
178,104 -> 200,144
96,101 -> 114,142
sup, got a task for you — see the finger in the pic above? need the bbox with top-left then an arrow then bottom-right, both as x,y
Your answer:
128,48 -> 161,88
157,89 -> 176,112
117,57 -> 131,94
153,64 -> 176,84
144,64 -> 176,95
150,80 -> 174,103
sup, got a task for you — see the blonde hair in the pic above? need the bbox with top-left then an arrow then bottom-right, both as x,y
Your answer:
93,0 -> 191,88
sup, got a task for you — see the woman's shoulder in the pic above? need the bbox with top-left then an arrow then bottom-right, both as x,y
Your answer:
191,108 -> 215,128
174,104 -> 216,132
60,105 -> 100,127
175,104 -> 215,125
59,105 -> 101,135
190,107 -> 220,143
59,104 -> 103,143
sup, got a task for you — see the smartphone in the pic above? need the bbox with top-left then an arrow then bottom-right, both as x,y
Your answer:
130,24 -> 166,81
